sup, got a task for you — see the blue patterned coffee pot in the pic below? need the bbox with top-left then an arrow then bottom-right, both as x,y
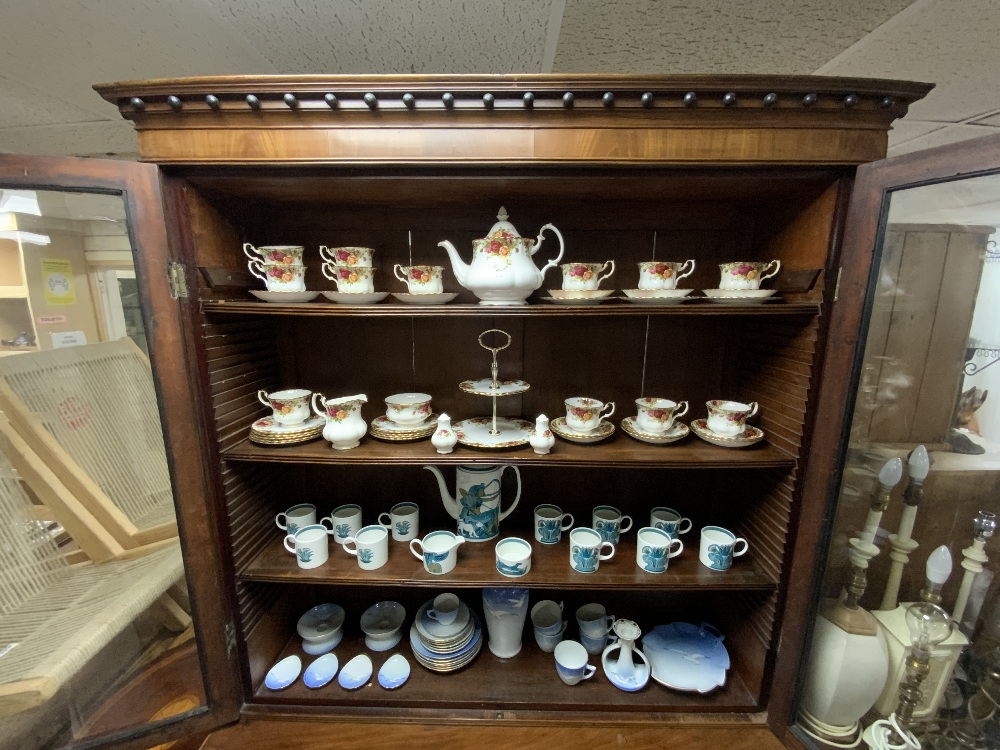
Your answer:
423,464 -> 521,542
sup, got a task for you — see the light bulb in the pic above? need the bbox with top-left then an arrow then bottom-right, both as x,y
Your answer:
908,445 -> 930,480
905,601 -> 953,651
879,457 -> 904,487
926,545 -> 953,585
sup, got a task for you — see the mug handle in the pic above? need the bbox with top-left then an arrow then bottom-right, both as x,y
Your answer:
409,539 -> 425,561
319,245 -> 332,263
319,516 -> 335,532
560,513 -> 575,531
498,465 -> 521,522
746,402 -> 759,419
321,263 -> 338,281
342,537 -> 359,557
557,621 -> 568,636
677,517 -> 693,534
311,392 -> 327,418
676,259 -> 696,281
393,264 -> 408,283
760,259 -> 781,282
618,515 -> 633,534
582,664 -> 597,681
668,538 -> 684,558
275,512 -> 288,530
247,260 -> 268,282
598,542 -> 615,561
600,402 -> 616,420
283,534 -> 297,554
257,390 -> 271,408
597,259 -> 616,284
674,401 -> 689,420
242,243 -> 259,262
378,512 -> 392,528
732,538 -> 749,558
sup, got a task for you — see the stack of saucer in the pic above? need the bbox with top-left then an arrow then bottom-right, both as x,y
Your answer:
409,597 -> 482,673
369,414 -> 438,441
249,414 -> 325,446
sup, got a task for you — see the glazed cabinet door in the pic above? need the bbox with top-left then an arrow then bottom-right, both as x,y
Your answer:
0,154 -> 241,750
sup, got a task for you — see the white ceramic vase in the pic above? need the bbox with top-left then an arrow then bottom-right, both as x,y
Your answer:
482,587 -> 529,658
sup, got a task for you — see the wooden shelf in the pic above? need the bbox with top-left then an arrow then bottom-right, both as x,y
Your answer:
254,631 -> 758,713
201,299 -> 820,318
240,533 -> 776,591
223,434 -> 796,469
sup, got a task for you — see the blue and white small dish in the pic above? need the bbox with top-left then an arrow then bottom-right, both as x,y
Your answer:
642,622 -> 729,693
494,537 -> 531,578
378,654 -> 411,689
338,653 -> 373,690
303,653 -> 339,689
264,655 -> 301,691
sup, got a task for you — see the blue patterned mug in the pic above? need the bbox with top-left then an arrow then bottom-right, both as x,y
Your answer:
649,507 -> 692,537
275,503 -> 326,535
592,505 -> 633,544
699,526 -> 748,571
330,504 -> 362,546
635,527 -> 683,574
378,502 -> 419,542
534,504 -> 574,544
569,528 -> 615,574
342,525 -> 389,571
283,524 -> 330,570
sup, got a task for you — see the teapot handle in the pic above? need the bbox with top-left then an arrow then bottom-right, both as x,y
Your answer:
532,224 -> 565,281
498,465 -> 522,522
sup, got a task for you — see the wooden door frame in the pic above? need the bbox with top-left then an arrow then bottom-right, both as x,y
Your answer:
0,154 -> 242,750
769,132 -> 1000,746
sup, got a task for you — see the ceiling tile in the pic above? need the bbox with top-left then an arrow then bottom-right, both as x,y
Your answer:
818,0 -> 1000,123
971,112 -> 1000,127
0,76 -> 101,130
553,0 -> 915,73
886,119 -> 947,149
887,124 -> 1000,157
202,0 -> 554,73
0,120 -> 139,158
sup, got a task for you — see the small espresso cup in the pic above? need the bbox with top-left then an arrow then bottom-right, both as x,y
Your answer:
342,525 -> 389,571
249,261 -> 307,292
636,526 -> 684,574
378,502 -> 419,542
410,530 -> 465,575
719,260 -> 780,290
394,264 -> 444,294
576,603 -> 615,638
323,264 -> 376,293
706,399 -> 759,437
427,593 -> 460,626
243,243 -> 304,266
554,640 -> 597,685
700,526 -> 749,571
634,397 -> 689,434
329,504 -> 363,545
534,504 -> 574,544
570,528 -> 615,574
319,246 -> 374,267
495,537 -> 532,578
650,507 -> 692,536
275,503 -> 325,534
564,397 -> 615,434
257,388 -> 312,425
384,392 -> 433,426
283,524 -> 330,569
593,505 -> 633,544
531,600 -> 566,636
560,261 -> 615,291
638,260 -> 695,290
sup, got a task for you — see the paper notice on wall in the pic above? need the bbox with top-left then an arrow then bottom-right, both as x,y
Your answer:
51,330 -> 87,349
41,258 -> 76,305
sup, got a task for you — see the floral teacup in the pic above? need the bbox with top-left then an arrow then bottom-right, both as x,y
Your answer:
323,264 -> 375,293
719,260 -> 780,290
384,392 -> 433,427
635,397 -> 689,434
705,399 -> 759,437
561,261 -> 615,291
564,397 -> 615,434
249,261 -> 307,292
394,264 -> 444,294
257,388 -> 312,425
243,244 -> 304,266
320,246 -> 374,267
638,260 -> 695,290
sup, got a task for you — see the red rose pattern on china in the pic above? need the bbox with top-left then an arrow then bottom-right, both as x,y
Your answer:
729,263 -> 758,281
568,264 -> 594,281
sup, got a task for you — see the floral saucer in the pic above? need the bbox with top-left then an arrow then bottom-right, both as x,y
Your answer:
701,289 -> 778,304
250,290 -> 320,303
249,414 -> 325,445
453,417 -> 532,449
459,378 -> 530,396
542,289 -> 615,305
619,289 -> 696,305
691,418 -> 765,448
621,417 -> 689,445
550,417 -> 615,444
370,414 -> 437,441
392,292 -> 459,305
321,291 -> 389,305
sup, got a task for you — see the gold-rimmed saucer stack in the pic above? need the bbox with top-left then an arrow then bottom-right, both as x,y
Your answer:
409,598 -> 482,673
369,414 -> 437,442
249,415 -> 325,446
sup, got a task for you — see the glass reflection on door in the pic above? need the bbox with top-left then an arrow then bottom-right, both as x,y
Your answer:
0,189 -> 206,749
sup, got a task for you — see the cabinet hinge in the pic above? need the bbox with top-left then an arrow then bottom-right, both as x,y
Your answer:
224,621 -> 237,655
169,262 -> 189,299
833,267 -> 843,302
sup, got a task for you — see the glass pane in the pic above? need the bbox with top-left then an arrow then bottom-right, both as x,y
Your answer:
795,174 -> 1000,748
0,189 -> 206,749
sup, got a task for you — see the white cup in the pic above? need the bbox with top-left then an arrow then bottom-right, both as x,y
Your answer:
534,620 -> 567,653
319,246 -> 374,267
283,524 -> 330,569
534,504 -> 574,545
427,593 -> 460,626
393,264 -> 444,294
378,502 -> 419,542
650,507 -> 692,537
257,388 -> 312,425
275,503 -> 322,534
592,505 -> 633,544
342,525 -> 389,571
495,537 -> 532,578
634,397 -> 689,434
249,261 -> 307,292
531,600 -> 565,636
243,244 -> 304,266
580,631 -> 618,656
705,399 -> 759,437
322,263 -> 375,293
384,393 -> 433,426
410,530 -> 465,575
636,526 -> 684,574
564,397 -> 615,434
700,526 -> 749,571
554,640 -> 596,685
560,261 -> 615,291
638,260 -> 695,290
576,603 -> 615,638
329,504 -> 363,545
569,528 -> 615,574
719,260 -> 780,290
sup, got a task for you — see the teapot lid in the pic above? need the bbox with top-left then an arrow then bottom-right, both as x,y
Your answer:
486,206 -> 520,238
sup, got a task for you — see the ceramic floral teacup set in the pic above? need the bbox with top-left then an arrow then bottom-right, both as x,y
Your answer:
318,245 -> 391,305
244,243 -> 317,303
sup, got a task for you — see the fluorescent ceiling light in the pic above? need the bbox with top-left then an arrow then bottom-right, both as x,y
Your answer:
0,190 -> 41,216
0,231 -> 50,246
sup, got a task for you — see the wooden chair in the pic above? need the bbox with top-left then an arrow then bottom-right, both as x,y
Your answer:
0,339 -> 178,552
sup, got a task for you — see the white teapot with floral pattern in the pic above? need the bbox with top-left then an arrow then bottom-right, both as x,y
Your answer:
438,207 -> 565,305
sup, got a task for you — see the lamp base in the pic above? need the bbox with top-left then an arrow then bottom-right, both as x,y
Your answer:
799,707 -> 863,747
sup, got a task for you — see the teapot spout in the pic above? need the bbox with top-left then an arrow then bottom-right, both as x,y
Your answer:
423,465 -> 460,520
438,240 -> 469,287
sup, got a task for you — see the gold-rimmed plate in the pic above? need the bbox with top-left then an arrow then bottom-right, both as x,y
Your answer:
691,418 -> 765,448
550,417 -> 615,444
453,417 -> 532,449
621,417 -> 689,445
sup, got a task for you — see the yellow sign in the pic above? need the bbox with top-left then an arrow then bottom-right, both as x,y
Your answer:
41,258 -> 76,306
